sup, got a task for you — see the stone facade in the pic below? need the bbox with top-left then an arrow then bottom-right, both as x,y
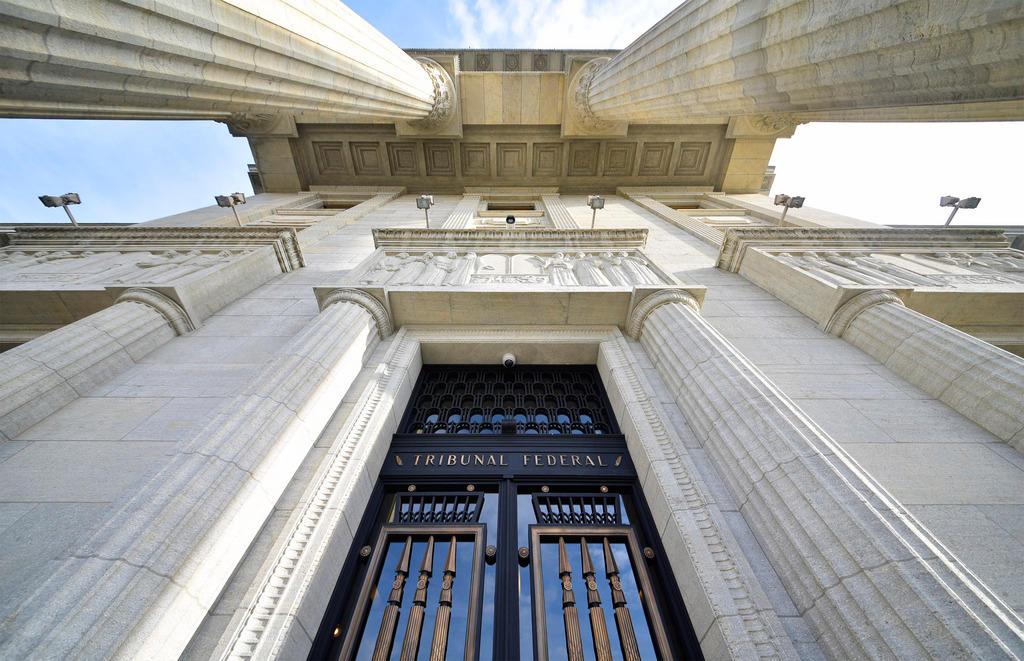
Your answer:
1,1 -> 1024,660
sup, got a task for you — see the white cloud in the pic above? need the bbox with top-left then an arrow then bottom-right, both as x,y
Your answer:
447,0 -> 680,49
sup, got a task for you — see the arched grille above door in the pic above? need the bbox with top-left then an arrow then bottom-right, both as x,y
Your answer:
399,365 -> 620,435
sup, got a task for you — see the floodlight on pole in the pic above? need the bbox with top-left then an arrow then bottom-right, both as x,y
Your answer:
215,192 -> 247,226
38,193 -> 81,226
416,194 -> 434,228
940,195 -> 981,226
773,193 -> 805,224
587,195 -> 605,229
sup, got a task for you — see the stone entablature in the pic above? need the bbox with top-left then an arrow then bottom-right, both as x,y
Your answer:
0,226 -> 305,331
363,227 -> 668,286
352,249 -> 668,287
312,228 -> 705,330
763,249 -> 1024,289
716,228 -> 1023,333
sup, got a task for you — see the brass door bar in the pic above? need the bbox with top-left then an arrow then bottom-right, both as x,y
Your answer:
372,536 -> 413,661
400,535 -> 435,661
530,525 -> 673,661
429,536 -> 458,661
558,537 -> 585,661
580,537 -> 613,661
337,525 -> 485,661
603,537 -> 641,661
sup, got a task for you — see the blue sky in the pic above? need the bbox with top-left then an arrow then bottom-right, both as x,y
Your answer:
0,0 -> 1021,226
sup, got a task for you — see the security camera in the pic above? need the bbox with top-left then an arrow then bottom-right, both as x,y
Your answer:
502,353 -> 516,368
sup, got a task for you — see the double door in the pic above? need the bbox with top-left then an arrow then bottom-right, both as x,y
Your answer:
319,477 -> 701,660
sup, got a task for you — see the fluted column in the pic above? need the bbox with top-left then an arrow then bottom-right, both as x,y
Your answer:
629,290 -> 1023,659
827,290 -> 1024,451
0,289 -> 193,441
0,291 -> 389,660
0,0 -> 436,120
441,194 -> 482,229
582,1 -> 1024,123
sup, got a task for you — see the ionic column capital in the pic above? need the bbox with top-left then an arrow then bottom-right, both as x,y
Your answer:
823,289 -> 904,337
320,288 -> 393,339
626,289 -> 701,338
115,287 -> 195,335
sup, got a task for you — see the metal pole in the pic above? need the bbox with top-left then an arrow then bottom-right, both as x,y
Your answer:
944,207 -> 959,226
63,206 -> 79,226
591,208 -> 596,229
230,203 -> 242,226
424,208 -> 430,228
778,205 -> 789,225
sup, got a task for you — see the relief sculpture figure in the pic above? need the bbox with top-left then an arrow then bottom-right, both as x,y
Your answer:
535,252 -> 579,286
850,253 -> 946,286
617,251 -> 661,284
597,251 -> 632,285
797,252 -> 862,286
419,252 -> 458,285
390,252 -> 430,285
573,252 -> 611,286
442,252 -> 477,286
361,252 -> 406,284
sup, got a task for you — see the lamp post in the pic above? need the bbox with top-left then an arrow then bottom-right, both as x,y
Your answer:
38,193 -> 81,225
940,195 -> 981,226
416,194 -> 434,228
773,193 -> 805,224
587,195 -> 605,229
215,192 -> 247,226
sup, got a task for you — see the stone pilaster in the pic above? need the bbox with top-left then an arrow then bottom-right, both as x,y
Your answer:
630,290 -> 1024,659
441,194 -> 482,229
0,0 -> 436,121
828,290 -> 1024,450
540,194 -> 579,229
583,1 -> 1024,122
0,289 -> 192,441
0,296 -> 387,659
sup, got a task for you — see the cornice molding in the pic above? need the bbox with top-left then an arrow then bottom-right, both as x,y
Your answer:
115,287 -> 196,335
626,289 -> 701,338
319,288 -> 393,338
372,227 -> 648,249
823,289 -> 904,336
717,227 -> 1011,272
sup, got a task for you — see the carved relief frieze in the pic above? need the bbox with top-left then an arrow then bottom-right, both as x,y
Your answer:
765,249 -> 1024,289
350,248 -> 670,288
0,247 -> 251,287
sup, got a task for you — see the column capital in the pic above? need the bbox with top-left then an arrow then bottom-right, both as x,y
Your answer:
626,289 -> 701,339
320,288 -> 393,339
114,287 -> 195,335
823,289 -> 904,337
409,58 -> 457,131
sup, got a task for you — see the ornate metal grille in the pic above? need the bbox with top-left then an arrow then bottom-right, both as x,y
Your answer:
395,492 -> 484,523
400,365 -> 619,435
532,493 -> 621,525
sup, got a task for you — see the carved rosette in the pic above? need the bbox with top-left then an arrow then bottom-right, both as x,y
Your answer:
569,58 -> 615,133
218,112 -> 279,137
409,58 -> 456,130
751,114 -> 802,134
